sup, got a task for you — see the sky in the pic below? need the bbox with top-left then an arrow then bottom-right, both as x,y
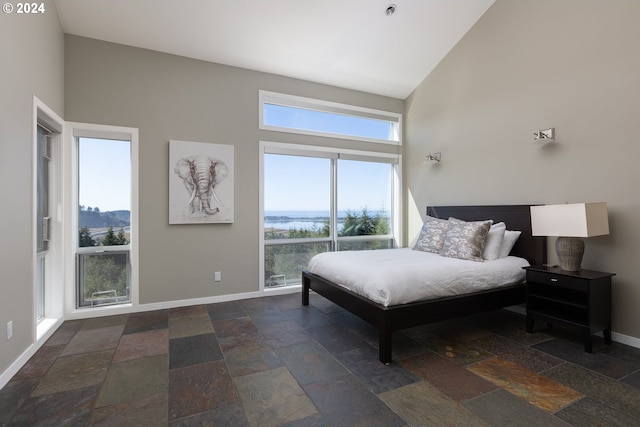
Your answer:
78,138 -> 131,212
77,104 -> 394,214
264,155 -> 392,213
263,103 -> 395,213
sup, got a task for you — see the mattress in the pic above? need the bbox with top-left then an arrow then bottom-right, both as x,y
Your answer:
307,248 -> 529,306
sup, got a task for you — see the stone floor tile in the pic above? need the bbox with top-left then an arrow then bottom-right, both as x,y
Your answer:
32,350 -> 113,396
91,393 -> 168,427
622,370 -> 640,389
11,344 -> 66,380
96,354 -> 169,408
308,292 -> 345,314
124,309 -> 169,335
334,345 -> 420,394
7,384 -> 100,426
80,314 -> 129,330
463,389 -> 570,427
305,322 -> 371,355
543,362 -> 640,420
472,333 -> 564,372
207,300 -> 247,322
43,320 -> 83,347
0,378 -> 39,424
421,334 -> 495,366
257,319 -> 312,349
555,396 -> 640,426
399,351 -> 497,402
379,380 -> 489,426
234,366 -> 317,427
303,373 -> 405,427
468,357 -> 583,412
223,337 -> 283,377
276,341 -> 348,386
169,402 -> 249,427
113,328 -> 169,363
170,304 -> 208,318
169,332 -> 223,369
169,360 -> 240,420
213,316 -> 261,351
534,338 -> 638,379
168,313 -> 214,339
61,324 -> 124,356
598,341 -> 640,369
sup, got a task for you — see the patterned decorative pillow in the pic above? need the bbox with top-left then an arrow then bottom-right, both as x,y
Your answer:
413,215 -> 449,253
440,217 -> 492,262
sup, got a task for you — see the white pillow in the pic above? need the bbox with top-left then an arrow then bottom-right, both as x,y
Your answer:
499,230 -> 522,258
483,222 -> 506,260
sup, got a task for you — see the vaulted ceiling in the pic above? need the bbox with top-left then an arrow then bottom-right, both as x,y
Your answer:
54,0 -> 494,99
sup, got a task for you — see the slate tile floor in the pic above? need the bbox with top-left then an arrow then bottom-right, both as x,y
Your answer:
2,292 -> 640,426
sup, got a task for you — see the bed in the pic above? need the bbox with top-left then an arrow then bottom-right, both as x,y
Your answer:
301,205 -> 546,364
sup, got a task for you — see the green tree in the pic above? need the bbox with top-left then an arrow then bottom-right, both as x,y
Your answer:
82,254 -> 128,302
115,227 -> 128,245
79,225 -> 96,247
101,226 -> 118,246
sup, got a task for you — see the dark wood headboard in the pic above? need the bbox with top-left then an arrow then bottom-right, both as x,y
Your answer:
426,205 -> 546,266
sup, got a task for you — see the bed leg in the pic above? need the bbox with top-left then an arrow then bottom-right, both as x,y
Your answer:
302,274 -> 310,306
379,328 -> 392,365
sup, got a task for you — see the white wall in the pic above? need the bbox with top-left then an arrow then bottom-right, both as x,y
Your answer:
405,0 -> 640,342
0,0 -> 64,380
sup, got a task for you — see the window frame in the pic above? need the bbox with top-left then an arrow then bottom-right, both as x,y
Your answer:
65,122 -> 139,317
259,140 -> 402,290
33,97 -> 65,341
259,90 -> 402,145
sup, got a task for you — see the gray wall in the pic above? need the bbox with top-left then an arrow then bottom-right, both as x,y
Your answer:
65,35 -> 403,304
405,0 -> 640,341
0,2 -> 64,377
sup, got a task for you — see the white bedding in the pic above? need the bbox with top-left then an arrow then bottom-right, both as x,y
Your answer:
307,248 -> 529,307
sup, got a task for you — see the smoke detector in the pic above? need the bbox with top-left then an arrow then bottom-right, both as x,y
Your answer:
385,4 -> 397,16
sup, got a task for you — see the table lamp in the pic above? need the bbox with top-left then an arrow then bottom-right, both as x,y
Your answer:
530,203 -> 609,271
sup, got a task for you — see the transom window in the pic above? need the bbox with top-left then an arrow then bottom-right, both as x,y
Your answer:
259,90 -> 401,145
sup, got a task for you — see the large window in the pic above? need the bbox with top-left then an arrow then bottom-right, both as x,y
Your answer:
260,92 -> 401,289
262,145 -> 399,288
72,128 -> 138,309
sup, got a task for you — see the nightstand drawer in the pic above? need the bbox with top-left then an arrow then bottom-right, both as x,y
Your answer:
526,270 -> 587,291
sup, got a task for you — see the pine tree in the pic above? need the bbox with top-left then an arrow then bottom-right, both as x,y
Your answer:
115,227 -> 128,245
101,226 -> 118,246
79,225 -> 96,247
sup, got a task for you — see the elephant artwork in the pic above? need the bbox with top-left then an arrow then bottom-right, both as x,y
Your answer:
174,155 -> 228,216
169,141 -> 234,224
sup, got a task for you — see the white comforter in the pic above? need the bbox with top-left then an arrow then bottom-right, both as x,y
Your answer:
307,248 -> 529,307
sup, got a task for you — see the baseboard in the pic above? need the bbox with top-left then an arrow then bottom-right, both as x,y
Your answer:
0,317 -> 64,390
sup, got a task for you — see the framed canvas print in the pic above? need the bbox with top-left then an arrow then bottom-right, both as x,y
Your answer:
169,140 -> 234,224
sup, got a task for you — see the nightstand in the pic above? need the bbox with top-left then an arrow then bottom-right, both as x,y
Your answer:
524,265 -> 614,352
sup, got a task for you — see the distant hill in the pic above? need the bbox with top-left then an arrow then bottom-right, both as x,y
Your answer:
79,207 -> 130,229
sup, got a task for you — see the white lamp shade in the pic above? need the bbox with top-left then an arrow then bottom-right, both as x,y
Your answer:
530,203 -> 609,237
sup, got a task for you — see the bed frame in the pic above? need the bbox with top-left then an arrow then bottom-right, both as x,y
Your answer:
301,205 -> 546,364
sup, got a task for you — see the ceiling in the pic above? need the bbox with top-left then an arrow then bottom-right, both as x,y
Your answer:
54,0 -> 494,100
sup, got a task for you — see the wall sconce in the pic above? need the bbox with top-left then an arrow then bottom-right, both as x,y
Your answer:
425,152 -> 441,163
533,128 -> 555,144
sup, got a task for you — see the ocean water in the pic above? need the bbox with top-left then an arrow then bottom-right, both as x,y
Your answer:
264,210 -> 388,231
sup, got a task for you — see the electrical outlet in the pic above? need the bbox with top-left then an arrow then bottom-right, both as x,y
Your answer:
214,271 -> 221,282
6,321 -> 13,340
